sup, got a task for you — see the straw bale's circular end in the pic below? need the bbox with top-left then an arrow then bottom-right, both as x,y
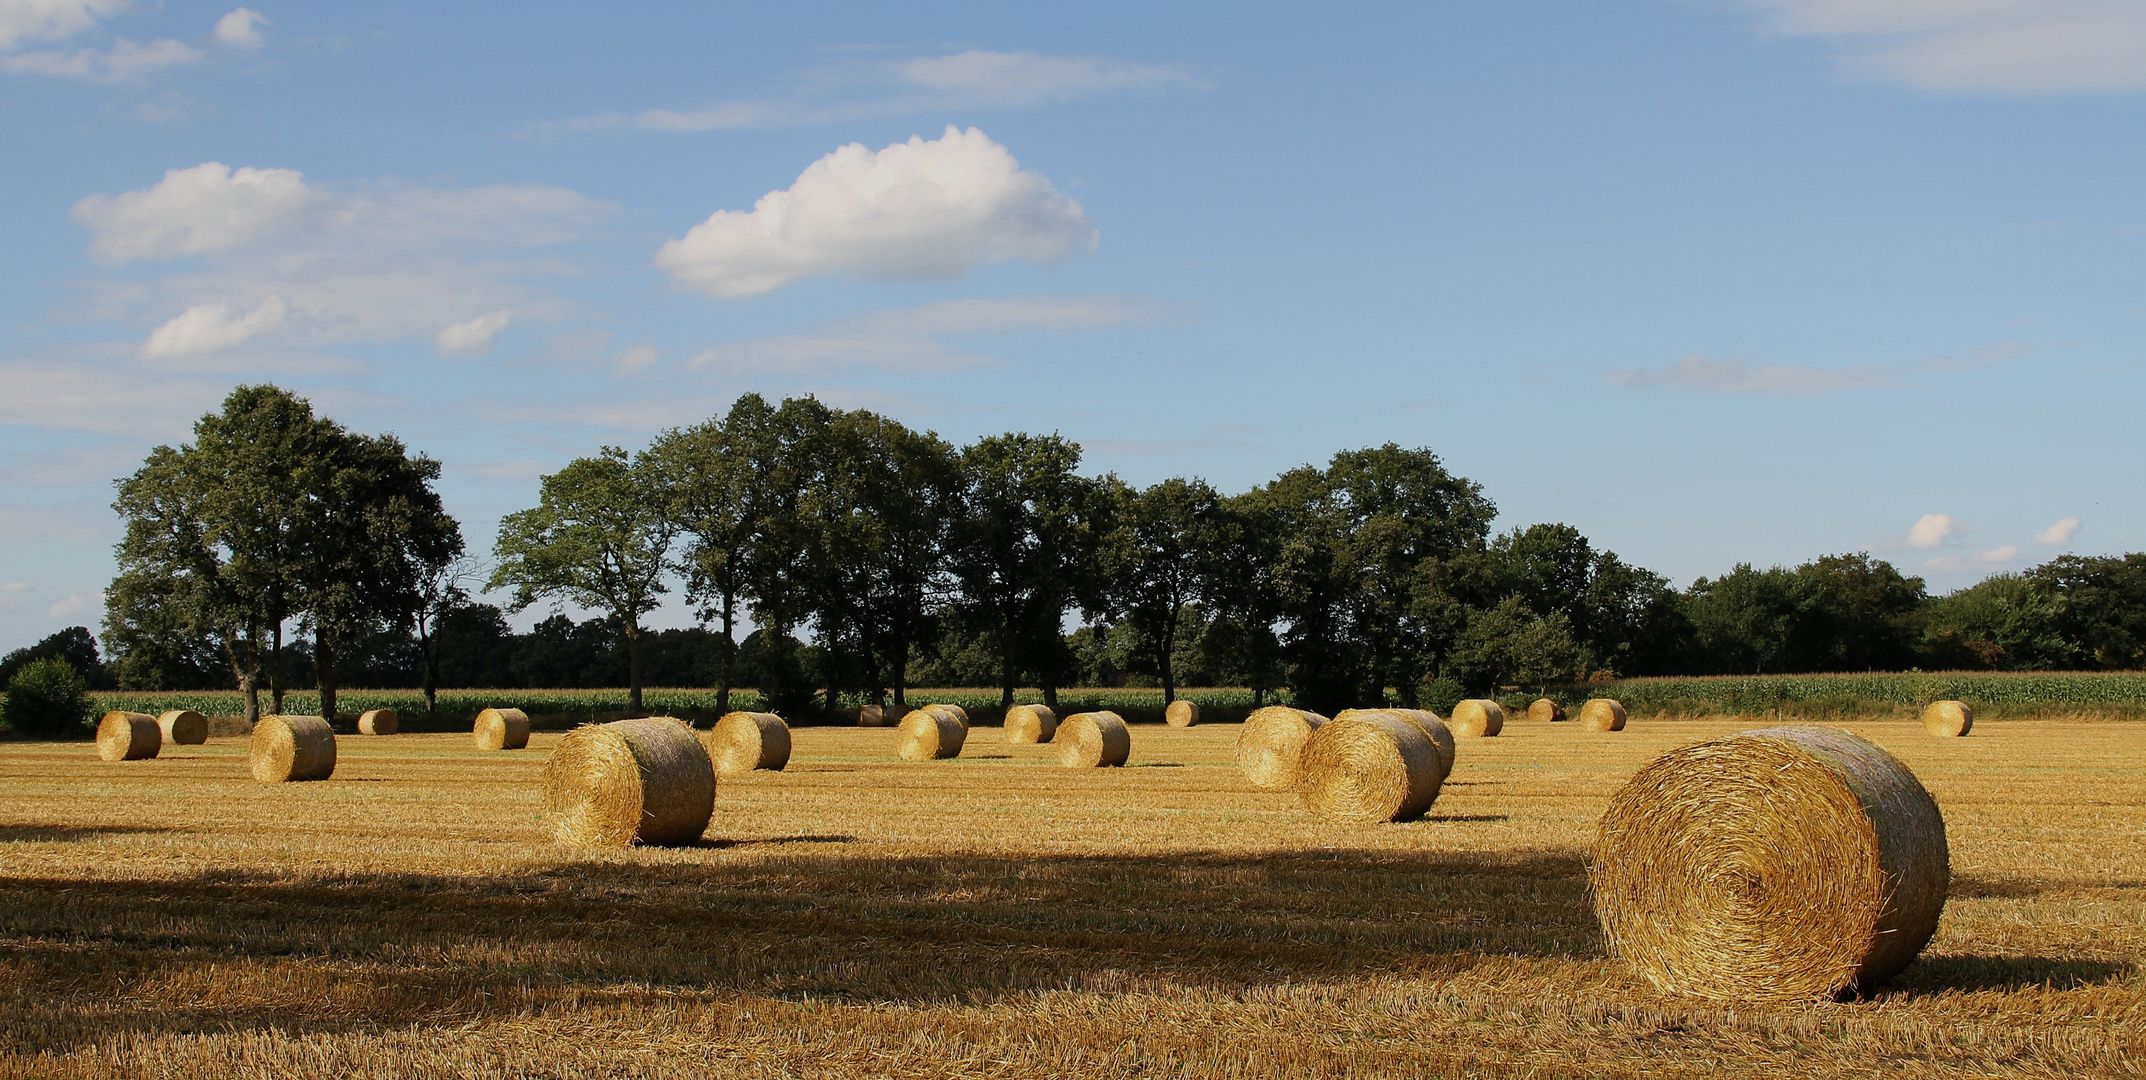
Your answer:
1449,700 -> 1505,738
250,715 -> 336,782
1300,712 -> 1444,823
1056,711 -> 1131,768
897,706 -> 968,760
543,717 -> 715,847
96,711 -> 160,761
857,704 -> 887,727
1922,700 -> 1972,738
1528,698 -> 1565,723
703,711 -> 792,776
1341,708 -> 1456,783
1164,700 -> 1201,727
1004,704 -> 1058,744
156,709 -> 208,745
1578,699 -> 1627,732
1590,725 -> 1949,1002
356,708 -> 397,736
1235,706 -> 1329,790
472,707 -> 531,750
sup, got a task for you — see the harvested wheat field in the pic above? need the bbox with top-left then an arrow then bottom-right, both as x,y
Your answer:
1,714 -> 2143,1078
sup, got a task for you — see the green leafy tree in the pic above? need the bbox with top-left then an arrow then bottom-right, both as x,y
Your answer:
1923,572 -> 2067,669
1098,476 -> 1227,703
491,447 -> 676,711
2026,553 -> 2146,669
648,395 -> 775,713
950,432 -> 1103,708
1789,553 -> 1926,671
0,628 -> 110,689
1682,564 -> 1801,674
823,408 -> 962,709
2,656 -> 95,738
1449,596 -> 1579,694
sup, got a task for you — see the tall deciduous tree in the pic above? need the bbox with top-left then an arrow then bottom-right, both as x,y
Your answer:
649,394 -> 776,713
1100,476 -> 1226,703
951,433 -> 1101,708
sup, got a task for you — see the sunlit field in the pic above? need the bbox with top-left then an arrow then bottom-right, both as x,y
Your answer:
1,714 -> 2141,1078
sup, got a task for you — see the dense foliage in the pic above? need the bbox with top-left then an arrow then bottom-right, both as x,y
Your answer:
2,656 -> 96,737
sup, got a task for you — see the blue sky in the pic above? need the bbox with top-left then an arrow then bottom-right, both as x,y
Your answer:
3,0 -> 2143,647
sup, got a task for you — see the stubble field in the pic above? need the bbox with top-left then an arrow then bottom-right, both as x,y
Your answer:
0,713 -> 2141,1078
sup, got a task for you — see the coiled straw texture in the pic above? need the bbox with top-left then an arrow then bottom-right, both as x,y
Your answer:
1337,708 -> 1454,783
1164,700 -> 1201,727
1448,700 -> 1504,738
251,715 -> 336,782
1589,725 -> 1949,1002
543,717 -> 714,847
703,711 -> 791,776
1299,712 -> 1444,823
472,707 -> 531,750
157,709 -> 208,745
96,711 -> 160,761
1578,699 -> 1627,732
897,705 -> 968,761
1235,707 -> 1328,790
1056,711 -> 1130,768
357,708 -> 397,735
1528,699 -> 1565,723
1922,700 -> 1972,737
1004,704 -> 1058,744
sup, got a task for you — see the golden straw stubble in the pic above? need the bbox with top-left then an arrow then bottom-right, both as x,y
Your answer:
1922,700 -> 1972,737
1578,699 -> 1627,732
156,709 -> 208,745
1164,700 -> 1201,727
897,705 -> 968,760
702,711 -> 791,776
1055,711 -> 1130,768
472,707 -> 531,750
1003,704 -> 1057,744
357,708 -> 397,735
543,717 -> 714,847
1589,725 -> 1949,1002
1235,706 -> 1328,790
250,715 -> 336,782
1299,712 -> 1444,823
96,711 -> 160,761
1448,700 -> 1504,737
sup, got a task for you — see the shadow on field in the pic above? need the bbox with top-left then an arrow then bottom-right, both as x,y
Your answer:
1894,954 -> 2136,993
0,846 -> 1598,1048
0,824 -> 186,843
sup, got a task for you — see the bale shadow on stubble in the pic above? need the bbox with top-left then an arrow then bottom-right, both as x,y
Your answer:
0,823 -> 187,843
1892,955 -> 2136,994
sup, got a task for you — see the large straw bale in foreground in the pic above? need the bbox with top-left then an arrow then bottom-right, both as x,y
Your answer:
897,705 -> 968,760
1590,725 -> 1949,1002
1056,710 -> 1131,768
157,709 -> 208,745
543,717 -> 714,847
357,708 -> 397,736
1448,699 -> 1504,737
1300,712 -> 1444,823
1004,704 -> 1057,744
1527,698 -> 1565,723
1338,708 -> 1454,782
1235,706 -> 1329,790
251,715 -> 336,782
96,711 -> 160,761
703,711 -> 791,776
1922,700 -> 1972,737
1164,700 -> 1201,727
472,707 -> 531,750
1578,699 -> 1627,732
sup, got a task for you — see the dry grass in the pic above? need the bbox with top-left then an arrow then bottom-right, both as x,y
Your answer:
1,714 -> 2143,1078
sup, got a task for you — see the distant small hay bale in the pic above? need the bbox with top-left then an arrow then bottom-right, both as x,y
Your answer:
96,711 -> 160,761
251,715 -> 336,782
1339,708 -> 1455,783
1235,706 -> 1329,790
472,707 -> 531,750
703,711 -> 791,776
1579,699 -> 1628,732
1165,700 -> 1201,727
1528,698 -> 1565,723
1589,725 -> 1949,1002
357,708 -> 397,736
1449,700 -> 1505,738
1056,711 -> 1131,768
1004,704 -> 1058,744
1299,712 -> 1444,823
1922,700 -> 1972,737
857,704 -> 888,727
543,716 -> 715,847
897,706 -> 968,760
157,709 -> 208,745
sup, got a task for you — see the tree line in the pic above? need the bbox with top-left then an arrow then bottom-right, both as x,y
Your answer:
76,385 -> 2146,721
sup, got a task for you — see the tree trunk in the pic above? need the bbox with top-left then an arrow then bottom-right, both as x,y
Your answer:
315,631 -> 338,726
1043,683 -> 1058,709
269,621 -> 286,714
1159,620 -> 1177,704
999,628 -> 1016,709
716,593 -> 736,714
625,622 -> 645,713
419,618 -> 439,716
891,635 -> 908,709
226,627 -> 260,724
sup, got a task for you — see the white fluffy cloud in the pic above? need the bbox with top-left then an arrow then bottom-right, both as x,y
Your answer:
212,7 -> 266,49
1,34 -> 201,79
1740,0 -> 2146,94
1609,341 -> 2026,395
435,310 -> 512,356
1908,513 -> 1961,549
140,295 -> 286,358
687,294 -> 1172,375
657,127 -> 1096,299
73,162 -> 319,263
2035,515 -> 2083,545
0,0 -> 128,51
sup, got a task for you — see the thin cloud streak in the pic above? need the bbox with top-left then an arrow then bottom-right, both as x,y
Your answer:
1607,340 -> 2028,396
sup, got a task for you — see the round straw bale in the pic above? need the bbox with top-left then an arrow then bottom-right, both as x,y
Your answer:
703,711 -> 791,776
156,709 -> 208,745
857,704 -> 887,727
1528,698 -> 1565,723
96,711 -> 161,761
543,717 -> 714,847
1056,710 -> 1131,768
1449,699 -> 1504,738
472,707 -> 531,750
1341,708 -> 1456,783
897,706 -> 968,760
1922,700 -> 1972,738
356,708 -> 397,736
1164,699 -> 1201,727
1299,712 -> 1444,823
1234,706 -> 1329,790
251,714 -> 336,782
1590,725 -> 1949,1002
931,702 -> 970,727
1004,703 -> 1058,744
1578,699 -> 1627,732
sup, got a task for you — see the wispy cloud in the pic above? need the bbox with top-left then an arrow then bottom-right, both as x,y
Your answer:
686,294 -> 1177,376
1608,340 -> 2027,395
0,3 -> 268,83
1737,1 -> 2146,95
2035,515 -> 2083,546
1908,513 -> 1961,550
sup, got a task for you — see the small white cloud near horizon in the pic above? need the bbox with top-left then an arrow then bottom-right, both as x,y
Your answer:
1739,1 -> 2146,95
1924,546 -> 2020,574
212,7 -> 267,49
656,126 -> 1097,299
1908,513 -> 1962,550
614,343 -> 660,375
688,293 -> 1173,375
435,310 -> 514,356
46,591 -> 100,620
140,295 -> 287,358
73,162 -> 319,263
2035,515 -> 2083,546
1609,341 -> 2027,395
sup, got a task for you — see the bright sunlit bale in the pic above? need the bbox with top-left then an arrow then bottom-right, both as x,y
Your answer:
1299,711 -> 1444,823
1338,707 -> 1454,783
1055,710 -> 1130,768
472,707 -> 531,750
156,709 -> 208,745
897,705 -> 968,761
1922,700 -> 1973,737
1234,706 -> 1328,790
251,715 -> 336,782
543,717 -> 715,847
96,711 -> 160,761
1449,699 -> 1504,738
1528,698 -> 1565,723
1579,699 -> 1627,732
1003,703 -> 1057,744
1164,700 -> 1201,727
357,708 -> 397,735
703,711 -> 791,776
